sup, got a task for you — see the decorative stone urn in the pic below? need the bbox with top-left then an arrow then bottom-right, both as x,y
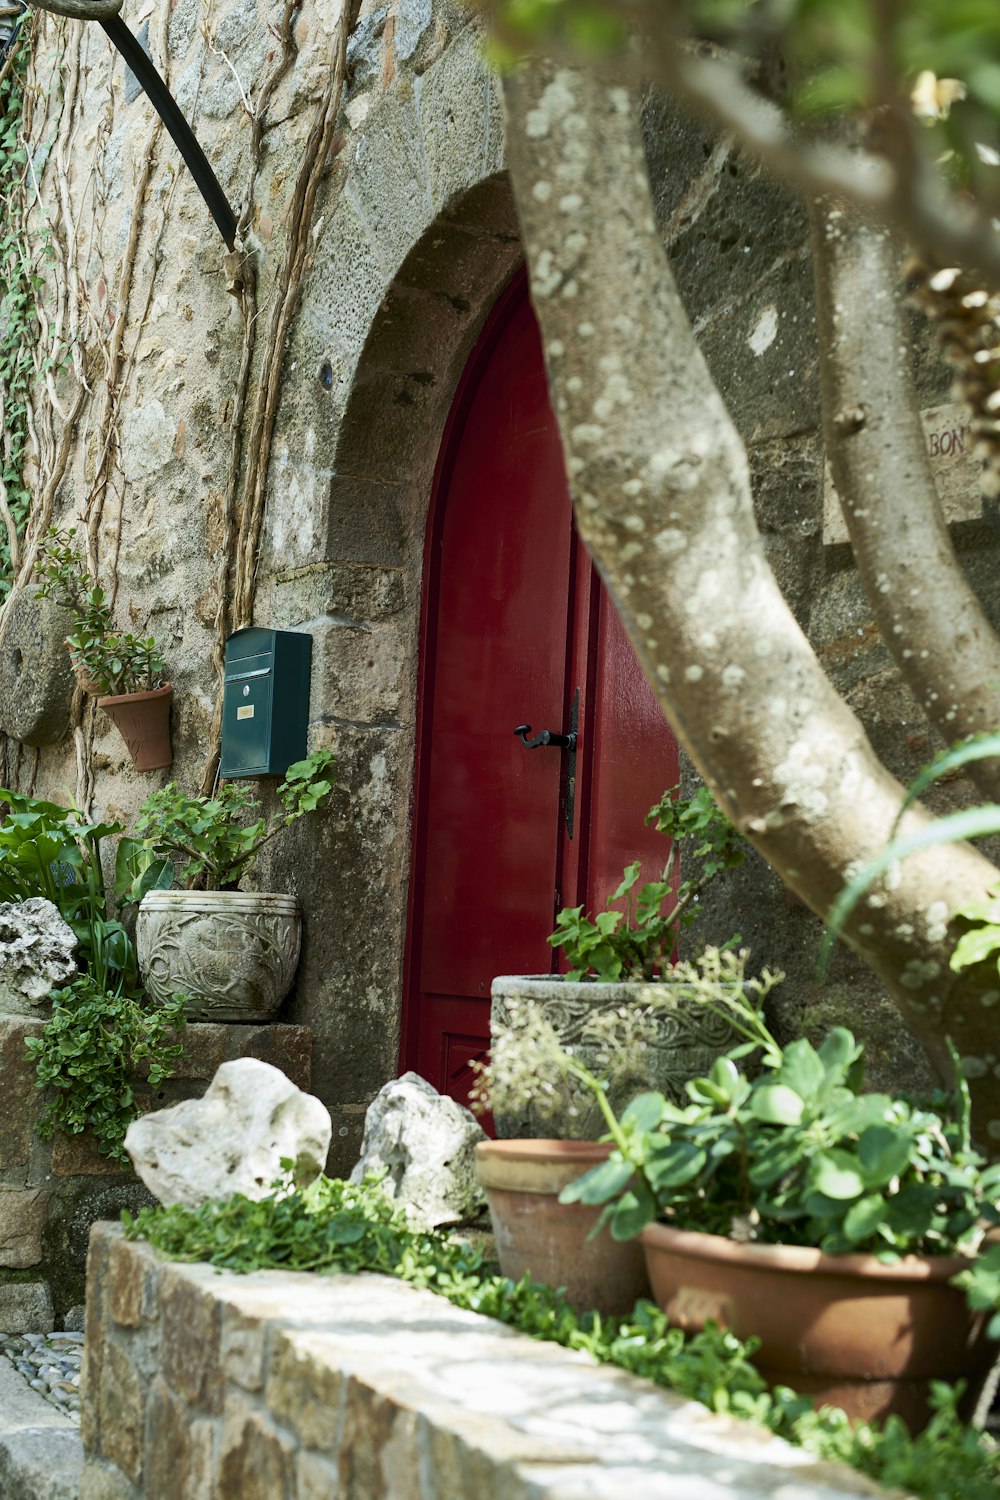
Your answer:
490,974 -> 743,1140
137,890 -> 301,1022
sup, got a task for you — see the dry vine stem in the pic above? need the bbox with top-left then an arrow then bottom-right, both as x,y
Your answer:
200,6 -> 349,792
199,0 -> 301,795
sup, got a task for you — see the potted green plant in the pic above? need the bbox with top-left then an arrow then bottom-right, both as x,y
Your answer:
34,528 -> 171,771
475,790 -> 752,1316
475,948 -> 777,1317
549,961 -> 1000,1432
490,785 -> 749,1141
117,749 -> 336,1022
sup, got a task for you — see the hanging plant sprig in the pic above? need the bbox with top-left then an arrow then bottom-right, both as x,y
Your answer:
0,18 -> 41,595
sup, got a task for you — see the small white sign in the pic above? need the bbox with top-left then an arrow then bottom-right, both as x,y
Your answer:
823,402 -> 982,544
237,705 -> 255,721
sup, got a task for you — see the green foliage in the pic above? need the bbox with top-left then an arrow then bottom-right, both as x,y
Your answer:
34,528 -> 167,696
25,975 -> 186,1162
0,786 -> 136,991
954,1243 -> 1000,1341
486,0 -> 628,67
122,1170 -> 1000,1500
0,29 -> 41,600
115,748 -> 337,895
560,995 -> 1000,1255
823,731 -> 1000,978
951,886 -> 1000,976
488,0 -> 1000,200
549,786 -> 745,980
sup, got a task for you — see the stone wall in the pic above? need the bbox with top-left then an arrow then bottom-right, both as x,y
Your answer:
4,0 -> 999,1152
80,1223 -> 886,1499
0,1014 -> 310,1329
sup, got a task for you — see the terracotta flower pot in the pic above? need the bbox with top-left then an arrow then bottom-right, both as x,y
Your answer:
98,683 -> 173,771
640,1221 -> 993,1432
137,889 -> 301,1021
476,1139 -> 651,1317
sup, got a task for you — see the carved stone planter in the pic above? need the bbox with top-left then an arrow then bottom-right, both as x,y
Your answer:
490,975 -> 743,1140
137,890 -> 301,1022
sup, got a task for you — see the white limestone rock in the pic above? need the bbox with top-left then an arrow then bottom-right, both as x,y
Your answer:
0,898 -> 77,1015
350,1071 -> 486,1229
124,1058 -> 332,1208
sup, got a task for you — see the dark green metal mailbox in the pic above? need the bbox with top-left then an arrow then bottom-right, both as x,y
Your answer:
220,627 -> 312,779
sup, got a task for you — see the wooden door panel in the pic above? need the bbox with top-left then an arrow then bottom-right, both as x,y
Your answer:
417,294 -> 570,1040
414,995 -> 490,1114
407,278 -> 682,1101
585,593 -> 681,913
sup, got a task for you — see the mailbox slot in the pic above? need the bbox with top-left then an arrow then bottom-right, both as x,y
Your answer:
220,628 -> 312,779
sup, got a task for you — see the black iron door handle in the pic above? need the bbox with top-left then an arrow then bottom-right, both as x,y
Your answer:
514,723 -> 577,751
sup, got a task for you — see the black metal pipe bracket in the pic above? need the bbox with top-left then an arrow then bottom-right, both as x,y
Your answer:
25,0 -> 239,250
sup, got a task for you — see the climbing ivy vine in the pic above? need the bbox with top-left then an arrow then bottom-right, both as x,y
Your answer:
0,26 -> 39,599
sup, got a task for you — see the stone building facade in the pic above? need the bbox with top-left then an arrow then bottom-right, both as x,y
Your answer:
1,0 -> 993,1178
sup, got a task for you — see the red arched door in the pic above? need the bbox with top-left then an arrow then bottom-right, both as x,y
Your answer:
402,276 -> 679,1106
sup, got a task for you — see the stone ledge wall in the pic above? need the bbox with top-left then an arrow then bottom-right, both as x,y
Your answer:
80,1224 -> 890,1500
0,1017 -> 311,1330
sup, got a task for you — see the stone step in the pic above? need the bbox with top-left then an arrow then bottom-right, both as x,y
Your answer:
0,1354 -> 82,1500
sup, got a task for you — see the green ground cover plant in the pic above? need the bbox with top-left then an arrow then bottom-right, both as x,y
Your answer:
122,1170 -> 1000,1500
27,977 -> 186,1163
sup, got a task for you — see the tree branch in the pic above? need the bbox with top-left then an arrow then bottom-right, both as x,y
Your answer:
646,43 -> 1000,291
499,56 -> 1000,1133
811,199 -> 1000,799
478,0 -> 1000,288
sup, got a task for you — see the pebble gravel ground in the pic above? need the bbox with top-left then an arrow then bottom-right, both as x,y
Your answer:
0,1333 -> 83,1421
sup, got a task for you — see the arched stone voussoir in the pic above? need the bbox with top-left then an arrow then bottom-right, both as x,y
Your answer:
324,170 -> 522,566
412,16 -> 507,217
272,9 -> 517,572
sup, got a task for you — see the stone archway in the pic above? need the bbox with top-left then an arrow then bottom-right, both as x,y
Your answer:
259,61 -> 526,1168
326,171 -> 524,571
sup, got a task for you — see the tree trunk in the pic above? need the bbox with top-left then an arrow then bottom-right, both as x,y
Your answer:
499,58 -> 1000,1138
811,199 -> 1000,800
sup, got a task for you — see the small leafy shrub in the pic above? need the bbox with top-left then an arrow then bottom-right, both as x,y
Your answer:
115,749 -> 337,895
122,1171 -> 1000,1500
34,527 -> 167,696
559,974 -> 1000,1255
26,976 -> 186,1162
550,784 -> 745,980
0,787 -> 135,991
